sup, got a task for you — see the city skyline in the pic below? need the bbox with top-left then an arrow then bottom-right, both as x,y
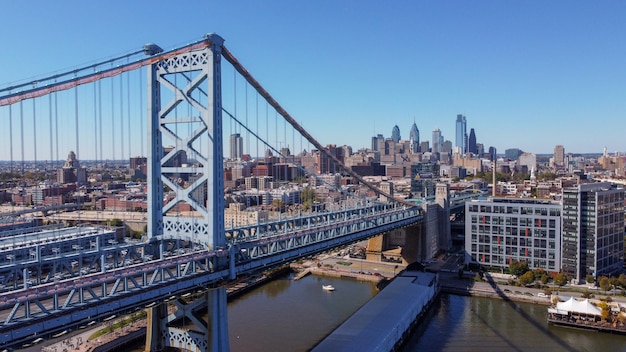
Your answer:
1,1 -> 625,158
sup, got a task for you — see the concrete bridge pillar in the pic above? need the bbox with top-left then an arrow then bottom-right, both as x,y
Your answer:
366,223 -> 423,264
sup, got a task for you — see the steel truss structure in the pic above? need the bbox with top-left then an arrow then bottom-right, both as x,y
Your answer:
147,33 -> 226,251
0,205 -> 421,348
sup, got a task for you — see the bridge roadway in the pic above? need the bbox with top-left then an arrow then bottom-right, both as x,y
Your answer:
0,204 -> 423,348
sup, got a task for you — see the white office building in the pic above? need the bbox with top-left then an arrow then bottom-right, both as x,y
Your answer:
465,198 -> 562,272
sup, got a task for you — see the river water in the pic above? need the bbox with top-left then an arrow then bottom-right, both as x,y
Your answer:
129,272 -> 626,352
403,294 -> 626,352
228,273 -> 378,352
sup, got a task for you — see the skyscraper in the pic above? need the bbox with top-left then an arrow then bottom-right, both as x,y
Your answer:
432,128 -> 443,154
455,114 -> 467,153
229,133 -> 243,160
371,134 -> 384,152
409,122 -> 419,153
391,125 -> 401,143
488,146 -> 497,161
561,182 -> 625,284
468,128 -> 477,154
554,145 -> 565,167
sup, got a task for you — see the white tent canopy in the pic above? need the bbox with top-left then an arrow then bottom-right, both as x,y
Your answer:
555,298 -> 601,316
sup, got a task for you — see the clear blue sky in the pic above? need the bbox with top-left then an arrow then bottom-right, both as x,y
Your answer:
1,1 -> 625,157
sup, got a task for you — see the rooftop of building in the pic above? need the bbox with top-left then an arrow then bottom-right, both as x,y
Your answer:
470,197 -> 560,206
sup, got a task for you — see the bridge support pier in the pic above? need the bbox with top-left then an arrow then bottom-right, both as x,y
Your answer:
145,286 -> 230,352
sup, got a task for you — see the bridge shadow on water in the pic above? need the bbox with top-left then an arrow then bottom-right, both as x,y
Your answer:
402,273 -> 579,352
478,275 -> 578,352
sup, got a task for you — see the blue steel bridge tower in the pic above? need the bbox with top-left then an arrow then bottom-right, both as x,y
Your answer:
147,34 -> 226,252
146,33 -> 230,351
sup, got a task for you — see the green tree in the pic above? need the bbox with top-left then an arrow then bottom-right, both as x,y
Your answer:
272,199 -> 286,212
540,274 -> 549,284
618,273 -> 626,289
581,290 -> 594,299
300,187 -> 318,211
518,271 -> 535,286
599,276 -> 611,291
553,272 -> 568,286
585,274 -> 595,285
107,218 -> 123,227
532,268 -> 546,280
509,260 -> 529,277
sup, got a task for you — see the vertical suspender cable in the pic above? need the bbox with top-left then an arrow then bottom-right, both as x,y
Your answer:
75,80 -> 80,160
54,91 -> 59,168
9,104 -> 13,173
53,91 -> 59,213
33,98 -> 39,195
245,84 -> 249,156
20,101 -> 24,177
265,102 -> 268,157
33,99 -> 37,168
49,94 -> 53,170
94,76 -> 98,163
233,70 -> 236,134
255,93 -> 259,158
19,101 -> 24,206
127,63 -> 131,159
120,74 -> 125,161
111,73 -> 115,160
75,82 -> 81,217
139,68 -> 144,158
98,80 -> 103,163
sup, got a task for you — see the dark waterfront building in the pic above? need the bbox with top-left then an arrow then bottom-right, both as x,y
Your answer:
410,162 -> 439,198
561,182 -> 625,284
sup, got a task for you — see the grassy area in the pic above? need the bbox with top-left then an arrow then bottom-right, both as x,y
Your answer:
88,311 -> 147,340
336,261 -> 353,266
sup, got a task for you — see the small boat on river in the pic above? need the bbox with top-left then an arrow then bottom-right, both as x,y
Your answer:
322,284 -> 335,291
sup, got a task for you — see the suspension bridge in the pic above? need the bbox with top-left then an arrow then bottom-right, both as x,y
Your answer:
0,33 -> 474,351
